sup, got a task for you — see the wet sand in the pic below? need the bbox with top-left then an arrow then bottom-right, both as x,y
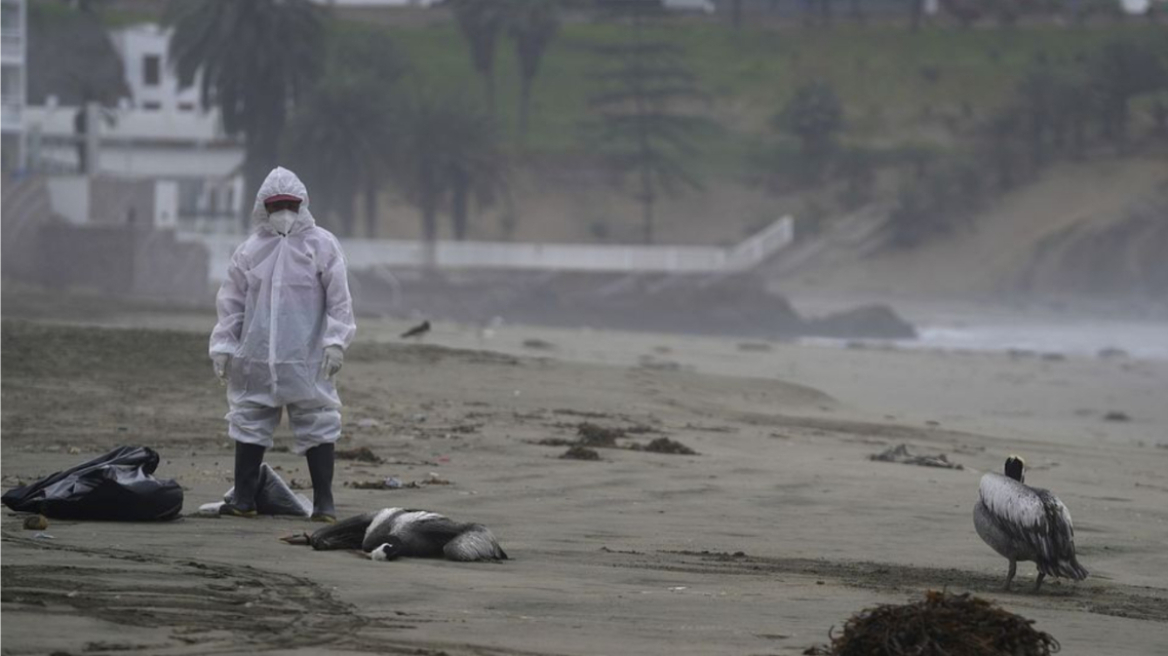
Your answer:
3,313 -> 1167,655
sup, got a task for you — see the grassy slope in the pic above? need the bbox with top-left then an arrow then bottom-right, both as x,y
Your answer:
384,21 -> 1167,160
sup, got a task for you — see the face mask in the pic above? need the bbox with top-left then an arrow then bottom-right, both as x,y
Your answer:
269,209 -> 297,235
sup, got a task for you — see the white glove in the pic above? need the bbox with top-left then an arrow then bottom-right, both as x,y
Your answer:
212,353 -> 231,382
321,345 -> 344,381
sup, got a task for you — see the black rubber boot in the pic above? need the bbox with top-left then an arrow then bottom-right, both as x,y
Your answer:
306,443 -> 336,523
220,442 -> 265,518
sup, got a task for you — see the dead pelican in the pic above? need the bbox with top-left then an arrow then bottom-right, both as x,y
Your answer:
283,507 -> 507,562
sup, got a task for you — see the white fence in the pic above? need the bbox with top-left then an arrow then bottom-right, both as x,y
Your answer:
182,216 -> 794,284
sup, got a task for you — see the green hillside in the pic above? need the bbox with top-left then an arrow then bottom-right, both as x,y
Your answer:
383,21 -> 1167,161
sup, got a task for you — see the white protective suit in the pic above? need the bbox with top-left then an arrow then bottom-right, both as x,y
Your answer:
209,167 -> 357,454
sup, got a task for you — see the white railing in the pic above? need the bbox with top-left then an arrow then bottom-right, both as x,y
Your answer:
182,215 -> 794,283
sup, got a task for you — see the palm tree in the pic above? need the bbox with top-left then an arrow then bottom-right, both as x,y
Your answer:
166,0 -> 325,229
444,108 -> 508,241
284,78 -> 395,237
393,93 -> 507,250
507,0 -> 560,140
449,0 -> 508,113
587,5 -> 713,244
294,23 -> 409,237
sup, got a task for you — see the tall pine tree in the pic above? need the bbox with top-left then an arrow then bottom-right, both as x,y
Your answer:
586,1 -> 713,244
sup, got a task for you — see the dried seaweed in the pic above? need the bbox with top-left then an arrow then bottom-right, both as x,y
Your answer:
870,444 -> 962,470
335,446 -> 382,464
577,422 -> 625,447
560,445 -> 600,461
804,590 -> 1060,656
642,437 -> 697,455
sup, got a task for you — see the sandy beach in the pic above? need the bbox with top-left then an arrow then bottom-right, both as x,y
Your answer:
3,304 -> 1167,656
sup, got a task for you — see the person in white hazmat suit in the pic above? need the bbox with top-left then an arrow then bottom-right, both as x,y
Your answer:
209,166 -> 356,522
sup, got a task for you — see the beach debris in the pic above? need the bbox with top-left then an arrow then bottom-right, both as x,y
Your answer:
578,422 -> 625,447
869,444 -> 962,470
522,338 -> 555,350
642,437 -> 697,455
561,445 -> 600,460
33,532 -> 54,539
348,472 -> 451,490
335,446 -> 382,463
1103,411 -> 1131,422
536,421 -> 695,456
803,590 -> 1059,656
23,515 -> 49,530
537,437 -> 578,447
553,408 -> 611,419
684,423 -> 738,433
356,418 -> 381,429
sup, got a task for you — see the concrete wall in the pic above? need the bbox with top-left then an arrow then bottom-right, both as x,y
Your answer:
42,175 -> 185,229
35,224 -> 209,300
44,175 -> 88,224
90,175 -> 154,225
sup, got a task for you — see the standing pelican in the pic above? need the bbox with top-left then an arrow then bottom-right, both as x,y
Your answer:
974,456 -> 1088,591
283,507 -> 507,562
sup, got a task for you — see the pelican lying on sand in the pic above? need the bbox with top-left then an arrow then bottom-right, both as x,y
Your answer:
283,507 -> 508,562
974,456 -> 1087,591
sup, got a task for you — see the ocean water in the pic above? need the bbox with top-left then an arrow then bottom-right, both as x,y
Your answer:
820,319 -> 1168,360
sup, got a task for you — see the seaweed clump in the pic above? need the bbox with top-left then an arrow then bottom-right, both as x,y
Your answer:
804,591 -> 1060,656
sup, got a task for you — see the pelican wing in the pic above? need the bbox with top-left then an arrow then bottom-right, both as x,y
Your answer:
362,507 -> 407,552
443,525 -> 508,562
309,511 -> 378,551
979,473 -> 1087,580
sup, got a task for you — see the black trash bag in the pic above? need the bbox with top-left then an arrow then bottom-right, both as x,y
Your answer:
2,446 -> 183,521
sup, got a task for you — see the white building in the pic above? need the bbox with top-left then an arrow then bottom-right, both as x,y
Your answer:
109,23 -> 202,114
23,22 -> 245,233
1,0 -> 27,170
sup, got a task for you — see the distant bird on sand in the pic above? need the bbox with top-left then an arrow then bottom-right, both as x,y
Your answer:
974,455 -> 1088,592
400,320 -> 430,339
282,507 -> 507,562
